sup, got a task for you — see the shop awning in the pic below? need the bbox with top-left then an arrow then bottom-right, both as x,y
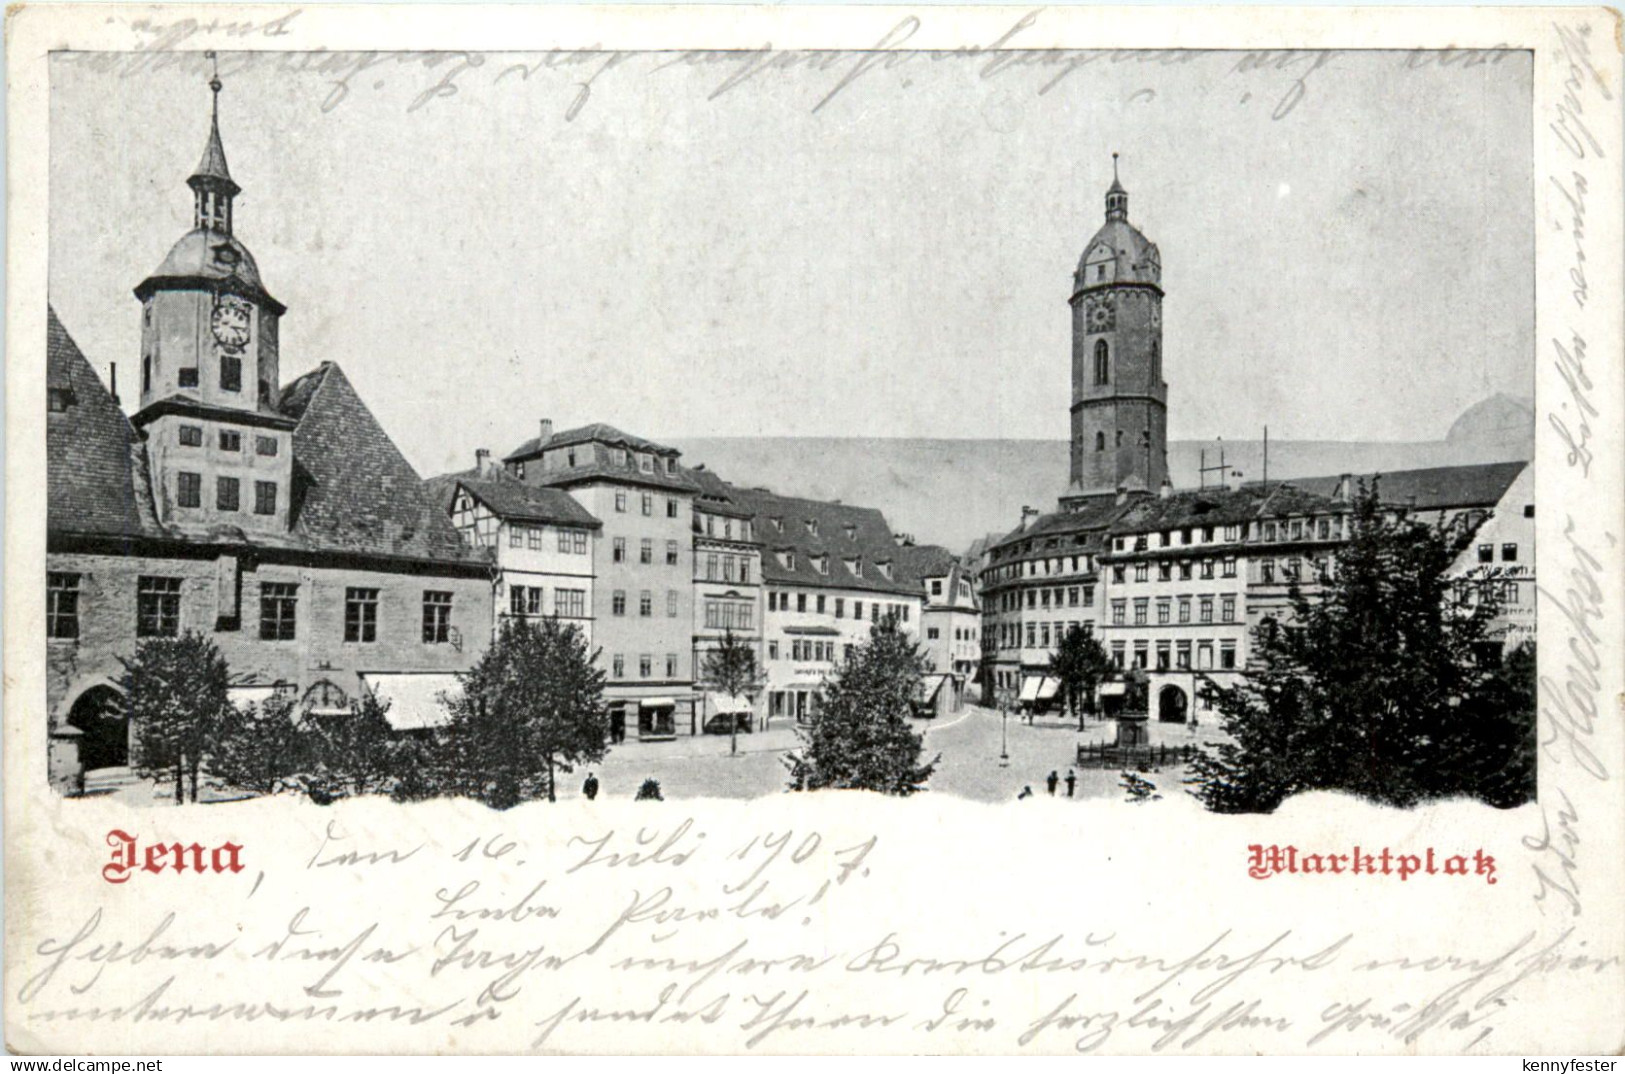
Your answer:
640,697 -> 678,710
228,685 -> 282,712
360,673 -> 461,731
706,693 -> 752,714
1018,676 -> 1043,703
1036,677 -> 1061,701
1099,681 -> 1126,697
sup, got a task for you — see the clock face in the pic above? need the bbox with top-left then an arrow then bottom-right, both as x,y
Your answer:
1086,294 -> 1116,333
211,295 -> 253,353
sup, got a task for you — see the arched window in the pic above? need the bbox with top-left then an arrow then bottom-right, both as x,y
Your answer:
1116,430 -> 1125,448
1151,339 -> 1160,381
1094,431 -> 1106,452
1094,340 -> 1109,385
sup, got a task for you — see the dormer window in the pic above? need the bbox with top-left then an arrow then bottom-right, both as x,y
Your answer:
612,448 -> 626,467
770,517 -> 783,532
779,551 -> 796,570
844,524 -> 857,541
639,454 -> 653,473
876,562 -> 892,580
806,519 -> 819,538
848,557 -> 862,578
47,387 -> 75,413
812,555 -> 829,575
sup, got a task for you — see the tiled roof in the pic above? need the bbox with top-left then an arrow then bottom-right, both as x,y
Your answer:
1287,462 -> 1527,512
688,465 -> 756,519
47,308 -> 147,538
424,468 -> 601,528
895,543 -> 957,579
725,485 -> 919,596
504,422 -> 679,464
1109,483 -> 1342,535
529,460 -> 700,495
276,363 -> 480,563
987,496 -> 1134,559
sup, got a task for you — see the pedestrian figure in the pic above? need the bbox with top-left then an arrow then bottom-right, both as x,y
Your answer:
582,772 -> 599,801
1046,770 -> 1059,796
1017,785 -> 1034,800
1065,769 -> 1077,798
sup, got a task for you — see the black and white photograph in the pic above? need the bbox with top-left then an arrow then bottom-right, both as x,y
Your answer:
6,4 -> 1622,1058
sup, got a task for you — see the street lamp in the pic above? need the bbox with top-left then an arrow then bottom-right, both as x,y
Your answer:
995,686 -> 1013,767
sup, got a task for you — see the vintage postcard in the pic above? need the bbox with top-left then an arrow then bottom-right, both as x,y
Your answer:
5,3 -> 1622,1056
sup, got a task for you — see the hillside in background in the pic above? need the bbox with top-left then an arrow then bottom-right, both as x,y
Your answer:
677,398 -> 1533,553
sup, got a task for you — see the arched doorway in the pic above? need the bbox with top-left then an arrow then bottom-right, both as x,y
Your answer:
67,685 -> 130,771
1157,684 -> 1188,724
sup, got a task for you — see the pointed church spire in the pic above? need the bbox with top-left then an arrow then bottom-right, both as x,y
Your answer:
1105,152 -> 1128,222
187,53 -> 240,234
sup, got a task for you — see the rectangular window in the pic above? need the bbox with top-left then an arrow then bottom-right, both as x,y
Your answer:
178,366 -> 199,388
1111,600 -> 1126,626
1176,641 -> 1192,670
137,576 -> 182,637
612,590 -> 626,616
641,493 -> 653,516
1158,562 -> 1172,582
218,430 -> 241,451
1477,543 -> 1493,564
179,424 -> 203,447
1083,585 -> 1095,607
259,582 -> 298,641
177,471 -> 202,508
1220,642 -> 1237,670
1134,599 -> 1148,625
1155,643 -> 1171,671
345,587 -> 379,642
511,526 -> 525,549
1156,600 -> 1171,625
47,572 -> 80,640
1178,598 -> 1191,623
667,498 -> 679,518
768,640 -> 779,661
639,654 -> 652,678
422,591 -> 452,643
1261,560 -> 1276,583
613,538 -> 626,563
1025,623 -> 1036,647
666,653 -> 678,678
1198,642 -> 1214,670
1502,543 -> 1518,562
739,560 -> 751,584
615,492 -> 627,513
613,654 -> 625,678
1179,562 -> 1193,580
817,595 -> 827,614
668,590 -> 679,617
528,528 -> 544,551
640,539 -> 653,565
556,528 -> 570,552
1134,563 -> 1149,582
254,481 -> 277,515
216,476 -> 239,512
1112,565 -> 1126,584
220,355 -> 241,392
573,531 -> 588,554
1132,643 -> 1148,670
1200,597 -> 1214,624
1222,557 -> 1237,578
1221,596 -> 1236,623
510,586 -> 527,617
853,600 -> 863,620
797,593 -> 808,613
666,540 -> 679,566
706,553 -> 719,581
255,435 -> 278,457
1200,560 -> 1215,580
835,598 -> 845,619
555,589 -> 585,617
1110,642 -> 1126,668
639,590 -> 652,617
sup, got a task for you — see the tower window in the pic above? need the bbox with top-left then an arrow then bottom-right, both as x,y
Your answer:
220,355 -> 241,392
176,472 -> 202,508
1116,431 -> 1125,448
1094,340 -> 1109,385
1095,432 -> 1106,453
142,356 -> 151,394
1152,339 -> 1161,381
179,367 -> 200,388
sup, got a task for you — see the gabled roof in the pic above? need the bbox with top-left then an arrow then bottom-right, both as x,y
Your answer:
688,465 -> 756,520
424,468 -> 601,529
1287,462 -> 1528,512
1108,483 -> 1343,536
725,485 -> 919,596
987,496 -> 1135,560
47,308 -> 149,539
276,363 -> 478,563
504,422 -> 679,464
895,543 -> 957,579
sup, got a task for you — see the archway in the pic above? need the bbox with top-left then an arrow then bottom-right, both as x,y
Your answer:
67,685 -> 130,771
1157,684 -> 1188,724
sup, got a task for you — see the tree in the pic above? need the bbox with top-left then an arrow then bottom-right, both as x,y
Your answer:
785,614 -> 939,796
438,617 -> 608,809
1049,625 -> 1113,729
699,629 -> 765,757
120,632 -> 229,803
296,692 -> 401,804
209,693 -> 307,797
1188,480 -> 1531,813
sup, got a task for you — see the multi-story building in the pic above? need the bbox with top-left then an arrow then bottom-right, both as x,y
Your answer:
687,467 -> 765,731
503,421 -> 698,739
896,543 -> 981,716
426,452 -> 600,644
46,79 -> 490,791
726,486 -> 923,724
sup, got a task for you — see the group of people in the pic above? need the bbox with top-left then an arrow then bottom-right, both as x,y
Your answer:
1017,769 -> 1079,800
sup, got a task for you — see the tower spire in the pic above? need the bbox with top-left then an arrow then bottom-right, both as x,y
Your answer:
188,52 -> 240,234
1105,152 -> 1128,222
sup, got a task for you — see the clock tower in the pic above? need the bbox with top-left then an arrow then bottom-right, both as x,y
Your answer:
131,66 -> 294,534
1061,156 -> 1169,511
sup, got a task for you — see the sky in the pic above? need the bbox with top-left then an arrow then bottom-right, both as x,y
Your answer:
49,47 -> 1533,479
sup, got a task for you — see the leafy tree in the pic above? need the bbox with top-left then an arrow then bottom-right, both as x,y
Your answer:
209,693 -> 307,797
635,777 -> 664,801
786,614 -> 939,796
120,633 -> 229,803
296,692 -> 401,804
1188,480 -> 1530,812
699,628 -> 765,756
438,617 -> 608,809
1049,625 -> 1114,729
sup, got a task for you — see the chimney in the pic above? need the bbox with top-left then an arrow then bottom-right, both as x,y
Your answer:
475,448 -> 496,477
1115,484 -> 1129,505
1335,473 -> 1353,502
1158,477 -> 1173,500
1018,506 -> 1040,531
539,418 -> 553,443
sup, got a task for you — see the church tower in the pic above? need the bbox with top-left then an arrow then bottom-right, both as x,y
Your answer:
1061,156 -> 1168,510
130,62 -> 294,534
